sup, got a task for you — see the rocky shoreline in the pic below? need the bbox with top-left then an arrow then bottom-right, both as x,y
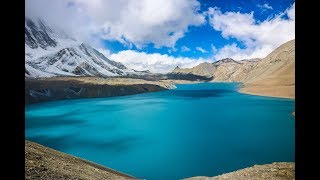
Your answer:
25,76 -> 174,104
25,140 -> 135,180
26,140 -> 294,180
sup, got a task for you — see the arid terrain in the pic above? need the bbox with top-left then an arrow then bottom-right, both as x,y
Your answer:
240,40 -> 295,99
185,162 -> 295,180
25,140 -> 135,180
172,40 -> 295,99
26,140 -> 294,180
173,62 -> 217,77
26,40 -> 296,104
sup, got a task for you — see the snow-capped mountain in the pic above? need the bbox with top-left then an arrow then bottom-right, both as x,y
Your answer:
25,17 -> 135,78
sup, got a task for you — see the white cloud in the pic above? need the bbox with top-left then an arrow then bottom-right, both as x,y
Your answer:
181,46 -> 191,52
26,0 -> 211,73
207,3 -> 295,60
196,47 -> 208,53
257,3 -> 273,11
214,43 -> 274,60
25,0 -> 106,48
110,50 -> 212,73
211,44 -> 217,53
26,0 -> 295,72
286,3 -> 295,20
26,0 -> 206,49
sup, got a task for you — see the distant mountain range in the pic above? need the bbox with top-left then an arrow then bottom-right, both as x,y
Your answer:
25,17 -> 143,78
25,17 -> 294,98
172,39 -> 295,98
172,57 -> 259,80
172,40 -> 294,83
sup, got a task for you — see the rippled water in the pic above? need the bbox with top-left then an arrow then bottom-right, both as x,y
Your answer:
26,83 -> 295,179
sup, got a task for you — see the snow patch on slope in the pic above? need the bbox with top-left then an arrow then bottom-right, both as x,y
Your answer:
25,17 -> 133,78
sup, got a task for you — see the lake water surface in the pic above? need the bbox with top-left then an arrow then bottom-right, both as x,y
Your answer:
25,83 -> 295,179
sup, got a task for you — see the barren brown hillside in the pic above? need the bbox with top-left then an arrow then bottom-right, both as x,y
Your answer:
171,40 -> 295,99
240,40 -> 295,98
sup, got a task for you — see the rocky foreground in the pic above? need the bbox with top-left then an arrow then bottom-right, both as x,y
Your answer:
26,140 -> 294,180
25,76 -> 175,104
186,162 -> 295,180
25,140 -> 135,180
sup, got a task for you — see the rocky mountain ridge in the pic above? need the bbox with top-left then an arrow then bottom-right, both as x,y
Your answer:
172,40 -> 295,98
25,17 -> 141,78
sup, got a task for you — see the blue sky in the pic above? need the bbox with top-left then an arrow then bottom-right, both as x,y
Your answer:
26,0 -> 295,73
103,0 -> 295,59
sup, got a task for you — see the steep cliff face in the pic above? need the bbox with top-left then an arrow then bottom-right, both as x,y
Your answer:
25,77 -> 172,104
25,17 -> 138,78
25,18 -> 57,49
25,84 -> 167,104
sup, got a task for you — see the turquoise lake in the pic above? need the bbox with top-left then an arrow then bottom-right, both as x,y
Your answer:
25,82 -> 295,179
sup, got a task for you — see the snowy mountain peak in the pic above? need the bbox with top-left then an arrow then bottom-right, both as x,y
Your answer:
25,17 -> 133,78
25,17 -> 57,50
